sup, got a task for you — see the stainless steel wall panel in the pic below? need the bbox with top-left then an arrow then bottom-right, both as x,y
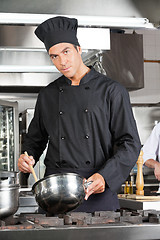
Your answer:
132,105 -> 160,145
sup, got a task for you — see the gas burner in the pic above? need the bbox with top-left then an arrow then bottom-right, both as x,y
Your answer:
1,209 -> 160,230
0,214 -> 35,230
63,211 -> 120,226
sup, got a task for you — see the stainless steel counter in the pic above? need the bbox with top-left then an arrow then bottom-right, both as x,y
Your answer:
1,223 -> 160,240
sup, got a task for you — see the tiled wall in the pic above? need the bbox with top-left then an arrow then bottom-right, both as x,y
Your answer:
128,29 -> 160,104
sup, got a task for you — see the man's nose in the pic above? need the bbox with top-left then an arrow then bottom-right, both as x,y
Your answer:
60,56 -> 67,65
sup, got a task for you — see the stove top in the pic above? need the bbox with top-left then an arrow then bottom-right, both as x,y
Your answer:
1,209 -> 160,230
1,210 -> 160,240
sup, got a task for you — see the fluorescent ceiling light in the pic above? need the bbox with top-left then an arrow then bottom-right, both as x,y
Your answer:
0,65 -> 59,73
0,47 -> 46,52
0,13 -> 155,29
0,48 -> 89,53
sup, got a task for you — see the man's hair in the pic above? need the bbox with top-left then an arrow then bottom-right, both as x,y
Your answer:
73,44 -> 79,52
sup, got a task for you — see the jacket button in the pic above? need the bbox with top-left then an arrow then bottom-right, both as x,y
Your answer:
59,87 -> 64,93
59,111 -> 63,115
86,161 -> 90,165
85,135 -> 89,139
84,109 -> 88,113
85,86 -> 90,90
61,136 -> 65,140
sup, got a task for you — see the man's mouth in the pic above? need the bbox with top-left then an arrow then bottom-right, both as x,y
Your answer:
61,66 -> 71,72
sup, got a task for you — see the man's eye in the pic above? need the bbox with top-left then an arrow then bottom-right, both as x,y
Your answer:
51,55 -> 57,60
64,50 -> 69,54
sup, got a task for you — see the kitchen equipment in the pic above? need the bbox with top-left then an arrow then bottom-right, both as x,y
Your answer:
16,188 -> 38,214
0,171 -> 18,184
0,171 -> 20,219
0,100 -> 19,172
32,172 -> 92,214
2,210 -> 160,240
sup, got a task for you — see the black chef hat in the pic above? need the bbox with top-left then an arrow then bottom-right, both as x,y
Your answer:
35,16 -> 80,51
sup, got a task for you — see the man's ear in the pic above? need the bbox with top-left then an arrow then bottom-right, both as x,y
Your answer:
77,46 -> 82,55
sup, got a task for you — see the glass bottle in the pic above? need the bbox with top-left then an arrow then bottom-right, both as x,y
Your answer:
129,181 -> 133,194
124,181 -> 130,194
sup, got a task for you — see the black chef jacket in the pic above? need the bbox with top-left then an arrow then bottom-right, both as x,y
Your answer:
23,67 -> 141,212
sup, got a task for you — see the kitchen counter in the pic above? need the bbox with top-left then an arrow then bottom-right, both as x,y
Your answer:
119,198 -> 160,210
1,223 -> 160,240
2,208 -> 160,240
118,194 -> 160,210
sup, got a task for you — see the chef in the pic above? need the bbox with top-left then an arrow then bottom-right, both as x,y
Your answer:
18,16 -> 141,212
142,122 -> 160,191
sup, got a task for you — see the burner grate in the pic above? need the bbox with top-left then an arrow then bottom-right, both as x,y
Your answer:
2,209 -> 160,230
0,215 -> 34,230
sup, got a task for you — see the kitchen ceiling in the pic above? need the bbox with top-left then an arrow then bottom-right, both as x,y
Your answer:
0,0 -> 160,27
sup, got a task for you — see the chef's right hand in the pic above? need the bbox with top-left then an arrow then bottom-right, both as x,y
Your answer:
18,153 -> 35,173
154,161 -> 160,181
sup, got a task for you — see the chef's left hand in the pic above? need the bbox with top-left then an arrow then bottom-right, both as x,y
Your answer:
84,173 -> 105,200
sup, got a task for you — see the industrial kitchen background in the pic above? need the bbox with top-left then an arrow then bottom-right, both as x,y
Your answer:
0,1 -> 160,239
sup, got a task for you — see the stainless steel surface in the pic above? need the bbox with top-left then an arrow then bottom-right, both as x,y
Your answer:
0,30 -> 100,71
2,209 -> 160,239
0,183 -> 19,219
0,13 -> 152,28
130,105 -> 160,192
20,109 -> 35,133
132,104 -> 160,145
32,173 -> 90,214
102,32 -> 144,91
0,26 -> 144,93
16,194 -> 38,214
2,207 -> 160,240
0,100 -> 19,171
0,3 -> 152,96
1,223 -> 160,240
0,0 -> 159,27
0,171 -> 19,185
0,24 -> 100,92
0,170 -> 18,179
19,195 -> 37,207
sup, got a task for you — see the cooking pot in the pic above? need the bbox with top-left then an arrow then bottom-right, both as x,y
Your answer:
0,171 -> 20,219
32,173 -> 92,215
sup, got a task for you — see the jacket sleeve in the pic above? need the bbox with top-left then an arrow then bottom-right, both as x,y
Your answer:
22,91 -> 48,163
98,84 -> 141,192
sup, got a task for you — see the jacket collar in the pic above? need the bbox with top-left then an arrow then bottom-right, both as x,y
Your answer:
62,66 -> 98,86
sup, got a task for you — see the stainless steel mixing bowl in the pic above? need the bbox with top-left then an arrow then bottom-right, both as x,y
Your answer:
32,173 -> 91,215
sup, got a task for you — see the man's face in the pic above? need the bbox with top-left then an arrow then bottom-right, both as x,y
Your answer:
49,43 -> 82,79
